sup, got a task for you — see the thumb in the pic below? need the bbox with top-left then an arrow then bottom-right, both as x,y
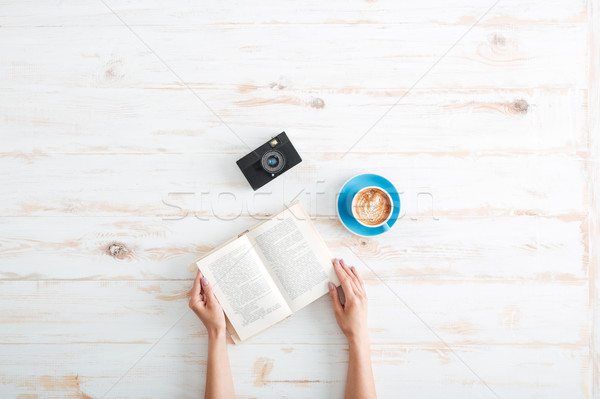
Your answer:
201,277 -> 215,301
328,282 -> 343,315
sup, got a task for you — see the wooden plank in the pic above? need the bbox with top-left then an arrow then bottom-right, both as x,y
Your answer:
0,343 -> 588,399
0,279 -> 589,397
0,152 -> 587,217
0,0 -> 588,26
0,23 -> 587,91
588,0 -> 600,397
0,215 -> 587,281
0,88 -> 587,154
0,280 -> 587,346
0,279 -> 590,397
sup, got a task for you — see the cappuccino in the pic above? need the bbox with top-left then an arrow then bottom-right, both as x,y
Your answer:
351,187 -> 392,227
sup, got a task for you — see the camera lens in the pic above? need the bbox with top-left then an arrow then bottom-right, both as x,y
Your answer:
261,150 -> 286,174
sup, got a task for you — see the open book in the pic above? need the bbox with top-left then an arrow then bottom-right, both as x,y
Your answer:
194,202 -> 340,343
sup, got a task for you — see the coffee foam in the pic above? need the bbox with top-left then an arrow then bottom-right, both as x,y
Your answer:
352,187 -> 392,226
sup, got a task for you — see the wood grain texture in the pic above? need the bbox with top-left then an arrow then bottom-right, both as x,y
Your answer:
0,88 -> 587,154
0,215 -> 587,281
0,280 -> 590,397
588,0 -> 600,396
0,0 -> 595,397
0,152 -> 588,218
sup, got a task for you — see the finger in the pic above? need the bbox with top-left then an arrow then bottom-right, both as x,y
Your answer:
328,281 -> 343,315
201,276 -> 215,302
333,258 -> 355,299
348,263 -> 365,290
198,270 -> 206,295
190,270 -> 202,299
339,258 -> 361,295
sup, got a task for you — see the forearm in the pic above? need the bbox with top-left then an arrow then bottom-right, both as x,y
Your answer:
345,335 -> 376,399
205,329 -> 235,399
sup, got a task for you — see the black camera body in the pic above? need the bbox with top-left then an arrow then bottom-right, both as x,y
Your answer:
236,132 -> 302,190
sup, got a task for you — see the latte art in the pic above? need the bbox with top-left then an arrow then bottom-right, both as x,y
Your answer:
352,187 -> 392,226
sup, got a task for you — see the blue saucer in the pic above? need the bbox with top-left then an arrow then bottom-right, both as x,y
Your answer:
337,174 -> 400,237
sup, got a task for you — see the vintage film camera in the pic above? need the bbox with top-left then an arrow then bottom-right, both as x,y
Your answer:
236,132 -> 302,190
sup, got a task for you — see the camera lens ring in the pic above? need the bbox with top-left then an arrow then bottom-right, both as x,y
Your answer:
261,150 -> 286,174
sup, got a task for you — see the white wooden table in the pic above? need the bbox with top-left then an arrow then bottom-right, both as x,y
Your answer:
1,0 -> 599,398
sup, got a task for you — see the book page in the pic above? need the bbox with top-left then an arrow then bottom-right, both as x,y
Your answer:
247,202 -> 340,313
195,235 -> 292,342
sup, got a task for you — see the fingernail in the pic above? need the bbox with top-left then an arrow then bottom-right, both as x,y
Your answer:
201,277 -> 208,286
328,282 -> 335,291
350,266 -> 355,271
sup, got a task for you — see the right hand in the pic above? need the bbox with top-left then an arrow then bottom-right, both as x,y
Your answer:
328,258 -> 369,342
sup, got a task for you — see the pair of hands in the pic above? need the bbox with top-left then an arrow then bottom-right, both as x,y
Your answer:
188,258 -> 368,340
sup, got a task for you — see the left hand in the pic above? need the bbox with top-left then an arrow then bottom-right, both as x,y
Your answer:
189,270 -> 226,336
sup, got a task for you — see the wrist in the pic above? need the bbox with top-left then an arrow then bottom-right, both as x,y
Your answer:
346,331 -> 370,349
207,326 -> 227,341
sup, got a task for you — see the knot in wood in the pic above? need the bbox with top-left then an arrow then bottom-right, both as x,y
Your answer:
269,81 -> 286,90
107,242 -> 129,260
351,236 -> 377,253
490,33 -> 506,47
97,58 -> 125,87
511,99 -> 529,114
310,97 -> 325,109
